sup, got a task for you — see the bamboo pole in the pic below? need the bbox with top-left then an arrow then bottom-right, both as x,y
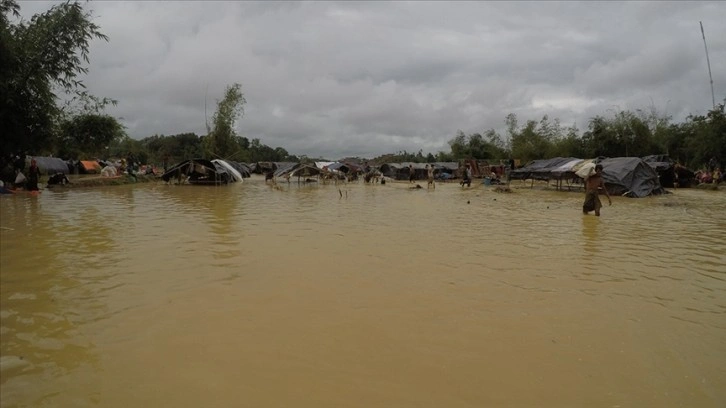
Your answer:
700,21 -> 716,109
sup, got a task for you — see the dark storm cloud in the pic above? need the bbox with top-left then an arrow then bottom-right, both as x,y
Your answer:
16,1 -> 726,159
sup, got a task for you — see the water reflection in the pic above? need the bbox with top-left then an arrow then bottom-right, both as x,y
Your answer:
1,181 -> 725,407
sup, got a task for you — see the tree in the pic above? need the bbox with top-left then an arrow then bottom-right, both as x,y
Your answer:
582,116 -> 619,158
511,118 -> 549,162
57,113 -> 126,159
552,125 -> 586,158
204,83 -> 246,160
0,0 -> 109,156
448,130 -> 468,158
683,102 -> 726,170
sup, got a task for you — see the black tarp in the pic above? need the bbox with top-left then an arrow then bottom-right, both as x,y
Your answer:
255,162 -> 298,175
161,159 -> 231,185
227,161 -> 252,178
641,155 -> 696,188
509,157 -> 582,181
599,157 -> 664,197
31,156 -> 69,175
509,156 -> 665,197
272,162 -> 299,178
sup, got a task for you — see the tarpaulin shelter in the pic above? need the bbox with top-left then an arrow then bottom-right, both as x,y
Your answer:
272,162 -> 299,178
161,159 -> 232,185
509,157 -> 583,184
510,156 -> 665,197
378,163 -> 405,179
79,160 -> 102,174
641,155 -> 695,188
274,163 -> 323,181
431,162 -> 460,179
254,162 -> 297,175
31,156 -> 69,175
599,157 -> 664,197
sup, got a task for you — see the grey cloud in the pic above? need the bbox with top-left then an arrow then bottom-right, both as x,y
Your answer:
16,1 -> 726,159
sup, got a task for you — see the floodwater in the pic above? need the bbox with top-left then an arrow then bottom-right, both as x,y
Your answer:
1,176 -> 724,408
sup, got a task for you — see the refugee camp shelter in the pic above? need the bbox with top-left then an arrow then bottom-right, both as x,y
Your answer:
509,157 -> 582,182
161,159 -> 233,185
509,157 -> 584,190
274,163 -> 323,181
378,163 -> 405,179
211,159 -> 244,182
79,160 -> 102,174
431,162 -> 459,179
599,157 -> 664,197
510,156 -> 665,197
31,156 -> 69,175
642,155 -> 695,188
254,162 -> 298,175
222,161 -> 252,179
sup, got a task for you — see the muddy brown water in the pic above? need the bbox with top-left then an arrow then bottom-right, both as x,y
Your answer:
1,177 -> 725,407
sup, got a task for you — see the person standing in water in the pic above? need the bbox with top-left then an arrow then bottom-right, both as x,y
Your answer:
426,164 -> 435,189
26,159 -> 41,191
461,163 -> 472,187
583,164 -> 611,216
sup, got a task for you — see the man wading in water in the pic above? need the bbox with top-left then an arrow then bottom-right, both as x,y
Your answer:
583,164 -> 611,216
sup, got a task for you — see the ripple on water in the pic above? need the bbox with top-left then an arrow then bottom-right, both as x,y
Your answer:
1,181 -> 725,407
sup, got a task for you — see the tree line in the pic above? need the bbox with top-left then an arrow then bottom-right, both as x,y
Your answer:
413,105 -> 724,171
2,0 -> 723,172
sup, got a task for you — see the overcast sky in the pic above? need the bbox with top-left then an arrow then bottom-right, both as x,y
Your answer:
17,1 -> 726,160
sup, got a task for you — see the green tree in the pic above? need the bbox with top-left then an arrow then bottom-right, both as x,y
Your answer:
0,0 -> 109,156
57,113 -> 126,159
511,118 -> 549,162
448,130 -> 468,158
204,83 -> 246,160
140,133 -> 203,166
582,116 -> 619,158
683,102 -> 726,170
552,125 -> 586,158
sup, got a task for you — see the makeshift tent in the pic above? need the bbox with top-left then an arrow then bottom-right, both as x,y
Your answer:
79,160 -> 102,174
253,161 -> 297,175
315,161 -> 336,170
510,156 -> 665,197
641,155 -> 695,188
431,162 -> 459,179
211,159 -> 243,182
599,157 -> 664,197
272,162 -> 298,178
31,156 -> 69,175
392,162 -> 429,180
229,162 -> 252,178
275,163 -> 323,180
509,157 -> 582,181
161,159 -> 231,185
378,163 -> 404,178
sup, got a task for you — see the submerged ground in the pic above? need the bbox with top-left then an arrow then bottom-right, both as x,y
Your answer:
1,176 -> 724,407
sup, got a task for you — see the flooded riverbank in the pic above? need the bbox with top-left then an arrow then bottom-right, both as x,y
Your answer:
1,177 -> 724,407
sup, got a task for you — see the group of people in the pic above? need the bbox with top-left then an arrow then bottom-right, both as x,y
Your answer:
403,162 -> 494,189
0,153 -> 41,193
405,164 -> 441,189
695,168 -> 723,185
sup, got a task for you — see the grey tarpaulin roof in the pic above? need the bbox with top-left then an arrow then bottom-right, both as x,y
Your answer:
509,156 -> 665,197
32,156 -> 69,175
509,157 -> 582,181
599,157 -> 664,197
